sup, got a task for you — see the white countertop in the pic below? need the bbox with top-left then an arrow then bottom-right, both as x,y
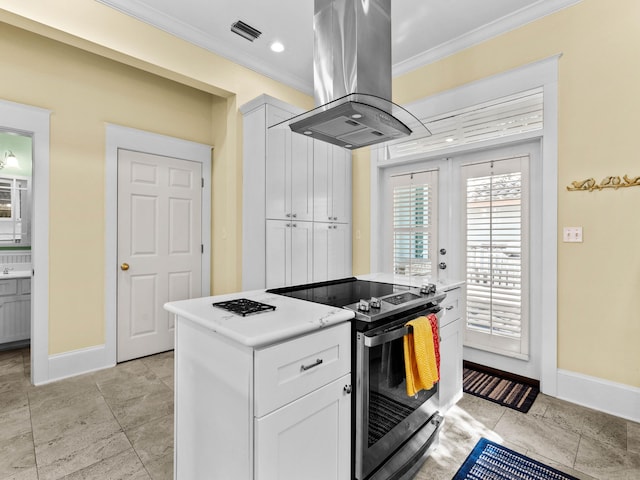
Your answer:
164,290 -> 354,349
164,274 -> 463,349
357,273 -> 465,291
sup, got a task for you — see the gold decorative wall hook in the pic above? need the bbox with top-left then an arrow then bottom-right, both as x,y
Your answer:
566,174 -> 640,192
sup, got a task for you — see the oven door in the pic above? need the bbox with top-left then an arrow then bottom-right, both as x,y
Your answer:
355,309 -> 443,480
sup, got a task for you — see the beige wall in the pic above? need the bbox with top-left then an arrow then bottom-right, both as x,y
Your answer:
0,3 -> 312,355
354,0 -> 640,388
2,0 -> 638,388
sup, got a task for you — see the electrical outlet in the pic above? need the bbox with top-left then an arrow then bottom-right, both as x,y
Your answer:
563,226 -> 583,243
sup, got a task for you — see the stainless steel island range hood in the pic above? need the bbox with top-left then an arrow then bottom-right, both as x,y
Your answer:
271,0 -> 430,150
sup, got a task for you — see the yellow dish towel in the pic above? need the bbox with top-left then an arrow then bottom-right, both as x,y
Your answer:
404,316 -> 439,397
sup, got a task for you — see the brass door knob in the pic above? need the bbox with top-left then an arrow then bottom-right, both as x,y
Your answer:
121,263 -> 130,271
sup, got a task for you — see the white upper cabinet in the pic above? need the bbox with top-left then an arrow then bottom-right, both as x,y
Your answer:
313,142 -> 352,224
266,105 -> 313,222
241,95 -> 353,290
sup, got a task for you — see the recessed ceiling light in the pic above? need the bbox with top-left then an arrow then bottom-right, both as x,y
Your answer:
445,138 -> 454,142
303,131 -> 313,135
351,113 -> 363,119
270,41 -> 285,53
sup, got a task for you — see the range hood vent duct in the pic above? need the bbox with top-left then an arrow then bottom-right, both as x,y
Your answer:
271,0 -> 430,150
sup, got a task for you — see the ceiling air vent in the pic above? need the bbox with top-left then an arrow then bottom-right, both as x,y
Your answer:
230,20 -> 262,42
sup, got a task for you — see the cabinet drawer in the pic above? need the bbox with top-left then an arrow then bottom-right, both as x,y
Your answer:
440,287 -> 462,328
0,279 -> 18,296
254,322 -> 351,417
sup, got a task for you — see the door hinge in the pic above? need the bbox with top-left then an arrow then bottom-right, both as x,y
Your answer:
201,244 -> 204,254
202,178 -> 204,188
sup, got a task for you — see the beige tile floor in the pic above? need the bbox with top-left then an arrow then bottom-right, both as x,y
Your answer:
1,347 -> 639,480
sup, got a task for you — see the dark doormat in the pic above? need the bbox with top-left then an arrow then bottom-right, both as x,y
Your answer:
463,366 -> 539,413
452,438 -> 579,480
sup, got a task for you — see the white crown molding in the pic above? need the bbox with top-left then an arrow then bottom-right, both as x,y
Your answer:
392,0 -> 582,78
95,0 -> 312,95
96,0 -> 581,97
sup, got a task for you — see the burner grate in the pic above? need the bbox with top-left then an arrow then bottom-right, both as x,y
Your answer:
212,298 -> 276,317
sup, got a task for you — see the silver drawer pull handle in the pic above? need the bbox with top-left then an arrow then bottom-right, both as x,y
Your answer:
446,305 -> 454,311
300,358 -> 323,371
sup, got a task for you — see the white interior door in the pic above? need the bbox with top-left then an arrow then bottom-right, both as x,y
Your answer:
117,149 -> 202,362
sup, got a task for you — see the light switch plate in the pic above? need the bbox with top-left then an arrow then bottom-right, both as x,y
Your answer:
563,226 -> 583,242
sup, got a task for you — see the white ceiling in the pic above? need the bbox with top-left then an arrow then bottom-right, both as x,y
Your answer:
97,0 -> 579,96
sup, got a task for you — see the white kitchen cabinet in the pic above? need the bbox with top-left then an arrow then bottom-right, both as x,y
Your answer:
266,105 -> 314,222
255,374 -> 351,480
439,286 -> 464,412
266,219 -> 313,289
241,95 -> 353,291
173,317 -> 351,480
314,141 -> 352,224
0,277 -> 31,344
313,222 -> 352,282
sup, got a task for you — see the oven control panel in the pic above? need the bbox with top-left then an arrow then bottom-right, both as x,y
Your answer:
348,283 -> 445,322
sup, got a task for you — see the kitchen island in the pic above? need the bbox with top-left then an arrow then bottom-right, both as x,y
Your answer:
165,289 -> 355,480
165,276 -> 465,480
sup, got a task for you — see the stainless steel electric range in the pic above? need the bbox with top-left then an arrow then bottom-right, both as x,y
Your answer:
268,277 -> 446,480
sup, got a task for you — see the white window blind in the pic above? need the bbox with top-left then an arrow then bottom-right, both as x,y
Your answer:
461,156 -> 529,358
390,170 -> 438,277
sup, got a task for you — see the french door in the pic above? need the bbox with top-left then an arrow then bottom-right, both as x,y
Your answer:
460,154 -> 530,359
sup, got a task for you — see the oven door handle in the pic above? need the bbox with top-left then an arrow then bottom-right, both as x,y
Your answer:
363,308 -> 441,348
363,325 -> 411,347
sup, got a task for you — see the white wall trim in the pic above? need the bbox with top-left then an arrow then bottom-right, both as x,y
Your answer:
370,54 -> 559,396
557,369 -> 640,423
392,0 -> 581,77
105,124 -> 212,370
46,345 -> 112,384
0,98 -> 50,386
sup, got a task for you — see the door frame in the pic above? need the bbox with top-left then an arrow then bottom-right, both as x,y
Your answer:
369,56 -> 559,395
0,98 -> 50,385
105,124 -> 211,365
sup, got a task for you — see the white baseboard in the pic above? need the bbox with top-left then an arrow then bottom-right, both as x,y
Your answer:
43,344 -> 114,385
556,369 -> 640,423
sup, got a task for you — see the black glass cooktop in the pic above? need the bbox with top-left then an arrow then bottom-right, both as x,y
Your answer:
267,277 -> 409,307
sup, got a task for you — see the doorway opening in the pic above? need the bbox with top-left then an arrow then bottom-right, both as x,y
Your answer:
0,130 -> 33,354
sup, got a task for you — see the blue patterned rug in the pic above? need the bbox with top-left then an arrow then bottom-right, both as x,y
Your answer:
452,438 -> 579,480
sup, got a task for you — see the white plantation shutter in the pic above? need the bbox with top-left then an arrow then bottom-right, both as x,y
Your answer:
388,88 -> 543,159
462,156 -> 529,357
390,170 -> 438,277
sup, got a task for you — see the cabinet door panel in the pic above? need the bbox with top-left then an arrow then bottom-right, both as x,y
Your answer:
331,146 -> 352,223
312,223 -> 331,282
439,318 -> 463,412
313,141 -> 332,222
0,296 -> 30,343
255,374 -> 351,480
266,106 -> 293,220
328,223 -> 352,281
291,134 -> 314,221
290,221 -> 313,286
266,220 -> 291,289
